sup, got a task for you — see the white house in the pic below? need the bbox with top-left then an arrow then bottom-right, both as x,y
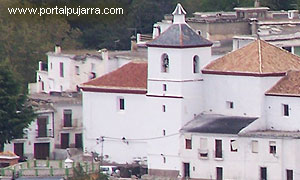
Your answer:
4,92 -> 83,160
80,3 -> 213,177
29,46 -> 146,94
180,40 -> 300,179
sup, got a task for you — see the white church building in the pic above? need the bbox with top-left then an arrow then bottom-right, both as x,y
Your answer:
80,3 -> 300,180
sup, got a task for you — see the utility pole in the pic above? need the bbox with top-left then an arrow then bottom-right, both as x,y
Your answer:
100,136 -> 104,166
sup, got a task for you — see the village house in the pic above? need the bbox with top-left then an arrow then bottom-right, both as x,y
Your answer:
81,3 -> 300,180
29,46 -> 146,94
4,92 -> 82,160
6,44 -> 147,161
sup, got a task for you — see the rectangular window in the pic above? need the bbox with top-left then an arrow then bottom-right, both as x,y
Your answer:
60,62 -> 64,77
163,84 -> 167,91
75,66 -> 80,75
119,98 -> 125,110
61,133 -> 69,149
269,141 -> 276,154
252,140 -> 258,153
162,105 -> 166,112
230,140 -> 238,152
199,138 -> 208,158
63,110 -> 72,127
261,167 -> 267,180
215,139 -> 222,158
287,169 -> 293,180
185,139 -> 192,149
226,101 -> 234,109
283,104 -> 289,116
216,167 -> 223,180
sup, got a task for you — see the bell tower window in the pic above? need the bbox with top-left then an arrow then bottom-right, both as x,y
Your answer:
161,53 -> 169,73
193,55 -> 199,73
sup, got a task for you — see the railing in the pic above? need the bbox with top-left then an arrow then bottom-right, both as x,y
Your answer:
61,119 -> 82,129
35,129 -> 53,138
0,160 -> 101,178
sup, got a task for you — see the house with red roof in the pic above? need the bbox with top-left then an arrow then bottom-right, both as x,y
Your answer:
81,3 -> 300,180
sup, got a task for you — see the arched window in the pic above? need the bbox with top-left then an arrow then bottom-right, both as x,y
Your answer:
193,55 -> 199,73
161,53 -> 169,73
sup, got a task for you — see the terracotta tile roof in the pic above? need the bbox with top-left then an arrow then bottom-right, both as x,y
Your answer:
81,61 -> 147,94
203,40 -> 300,76
266,70 -> 300,97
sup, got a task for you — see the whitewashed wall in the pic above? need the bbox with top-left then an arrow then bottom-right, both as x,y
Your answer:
265,95 -> 300,131
202,74 -> 281,117
5,112 -> 55,159
180,133 -> 300,180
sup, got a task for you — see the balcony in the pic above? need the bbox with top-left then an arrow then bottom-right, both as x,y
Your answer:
61,118 -> 81,129
35,129 -> 53,138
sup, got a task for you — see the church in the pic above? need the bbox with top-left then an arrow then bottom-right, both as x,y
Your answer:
80,3 -> 300,180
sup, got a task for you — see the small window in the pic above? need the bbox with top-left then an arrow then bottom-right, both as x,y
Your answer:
75,66 -> 80,75
287,169 -> 293,180
230,140 -> 238,152
269,141 -> 276,154
216,167 -> 223,180
199,138 -> 208,158
215,139 -> 222,158
63,110 -> 72,127
161,54 -> 169,73
60,85 -> 63,92
197,30 -> 202,35
50,63 -> 53,70
163,156 -> 166,163
227,101 -> 234,109
283,104 -> 289,116
193,55 -> 199,73
185,139 -> 192,149
163,84 -> 167,91
119,98 -> 125,110
162,105 -> 166,112
283,46 -> 292,52
252,140 -> 258,153
261,167 -> 267,180
60,62 -> 64,77
163,129 -> 166,136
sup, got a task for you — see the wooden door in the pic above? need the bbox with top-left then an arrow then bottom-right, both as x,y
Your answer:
34,143 -> 50,159
61,133 -> 69,149
75,133 -> 83,149
14,143 -> 24,158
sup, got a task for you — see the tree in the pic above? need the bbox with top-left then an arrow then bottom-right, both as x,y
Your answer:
0,63 -> 35,152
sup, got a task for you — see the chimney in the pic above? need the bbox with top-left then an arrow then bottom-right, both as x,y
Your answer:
131,36 -> 138,51
101,48 -> 108,61
254,0 -> 260,7
152,24 -> 161,39
55,44 -> 61,54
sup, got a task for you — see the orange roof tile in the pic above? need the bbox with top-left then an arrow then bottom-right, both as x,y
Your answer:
203,40 -> 300,76
81,61 -> 147,94
266,70 -> 300,97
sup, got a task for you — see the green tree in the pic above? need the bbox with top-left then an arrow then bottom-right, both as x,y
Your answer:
0,0 -> 82,86
0,63 -> 35,151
